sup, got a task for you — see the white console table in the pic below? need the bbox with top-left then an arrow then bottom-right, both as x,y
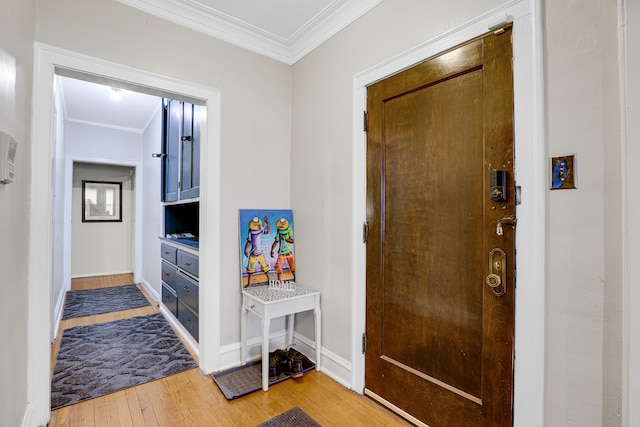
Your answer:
240,283 -> 321,391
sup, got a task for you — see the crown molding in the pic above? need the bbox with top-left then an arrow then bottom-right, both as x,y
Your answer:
116,0 -> 383,64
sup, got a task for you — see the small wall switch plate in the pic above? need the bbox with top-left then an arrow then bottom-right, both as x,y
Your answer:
550,154 -> 576,190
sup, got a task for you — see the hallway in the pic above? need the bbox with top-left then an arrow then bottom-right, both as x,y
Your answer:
49,275 -> 410,426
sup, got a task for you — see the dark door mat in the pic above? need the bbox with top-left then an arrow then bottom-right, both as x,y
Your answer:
62,284 -> 151,319
212,349 -> 314,400
257,407 -> 322,427
51,312 -> 197,409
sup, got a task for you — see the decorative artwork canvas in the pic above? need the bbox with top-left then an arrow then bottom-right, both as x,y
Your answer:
550,154 -> 577,190
239,209 -> 295,288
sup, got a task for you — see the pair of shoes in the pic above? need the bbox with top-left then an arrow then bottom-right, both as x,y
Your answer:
283,349 -> 305,379
268,348 -> 306,380
268,349 -> 288,381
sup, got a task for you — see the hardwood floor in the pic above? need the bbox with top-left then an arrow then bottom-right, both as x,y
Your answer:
49,275 -> 411,426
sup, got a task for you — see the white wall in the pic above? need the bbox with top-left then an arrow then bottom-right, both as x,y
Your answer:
0,1 -> 34,426
625,0 -> 640,425
65,120 -> 143,160
545,2 -> 622,425
141,107 -> 163,296
71,162 -> 135,277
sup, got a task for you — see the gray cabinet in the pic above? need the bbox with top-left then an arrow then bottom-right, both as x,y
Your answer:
161,99 -> 200,202
160,244 -> 199,342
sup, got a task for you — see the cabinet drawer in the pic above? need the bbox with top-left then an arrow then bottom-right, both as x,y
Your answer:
178,300 -> 199,342
177,250 -> 199,278
161,260 -> 177,289
176,270 -> 199,313
161,283 -> 178,318
160,244 -> 177,264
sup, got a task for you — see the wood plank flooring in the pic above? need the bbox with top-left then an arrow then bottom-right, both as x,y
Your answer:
49,274 -> 411,426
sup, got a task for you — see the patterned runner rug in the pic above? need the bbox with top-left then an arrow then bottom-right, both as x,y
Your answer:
51,313 -> 197,409
62,284 -> 150,319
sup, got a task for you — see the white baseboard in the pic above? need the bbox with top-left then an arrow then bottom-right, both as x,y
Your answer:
70,270 -> 134,279
140,279 -> 199,363
139,278 -> 160,303
20,402 -> 35,427
218,330 -> 289,371
294,333 -> 352,389
51,287 -> 66,342
158,304 -> 200,361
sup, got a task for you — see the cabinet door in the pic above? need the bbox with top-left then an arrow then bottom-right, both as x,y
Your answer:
180,103 -> 200,199
177,250 -> 199,278
162,99 -> 181,202
180,102 -> 194,199
190,104 -> 201,198
177,300 -> 199,342
176,270 -> 199,313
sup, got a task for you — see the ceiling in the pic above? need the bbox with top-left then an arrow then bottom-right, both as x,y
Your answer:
117,0 -> 383,64
57,76 -> 162,134
59,0 -> 382,132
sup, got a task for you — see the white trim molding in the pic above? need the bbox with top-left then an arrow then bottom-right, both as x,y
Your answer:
29,43 -> 221,426
116,0 -> 383,64
350,1 -> 546,426
622,0 -> 640,425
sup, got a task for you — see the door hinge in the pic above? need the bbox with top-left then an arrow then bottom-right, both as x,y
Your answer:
363,111 -> 368,132
362,333 -> 366,354
362,221 -> 369,244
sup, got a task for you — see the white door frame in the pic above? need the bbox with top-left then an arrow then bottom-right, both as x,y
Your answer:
623,0 -> 639,425
350,1 -> 546,426
28,43 -> 221,425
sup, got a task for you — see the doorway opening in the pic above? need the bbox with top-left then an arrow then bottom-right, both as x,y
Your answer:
29,44 -> 221,423
51,73 -> 158,342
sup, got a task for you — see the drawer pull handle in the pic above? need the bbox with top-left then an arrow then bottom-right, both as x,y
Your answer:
184,286 -> 189,292
185,262 -> 191,266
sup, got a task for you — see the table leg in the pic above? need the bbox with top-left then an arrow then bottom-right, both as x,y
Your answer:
286,314 -> 295,348
314,296 -> 321,371
262,315 -> 271,391
240,300 -> 247,365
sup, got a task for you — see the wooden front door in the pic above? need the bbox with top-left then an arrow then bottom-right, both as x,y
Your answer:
365,28 -> 515,427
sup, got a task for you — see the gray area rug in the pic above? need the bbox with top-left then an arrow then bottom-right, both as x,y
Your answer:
257,407 -> 322,427
51,312 -> 197,409
62,284 -> 151,319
